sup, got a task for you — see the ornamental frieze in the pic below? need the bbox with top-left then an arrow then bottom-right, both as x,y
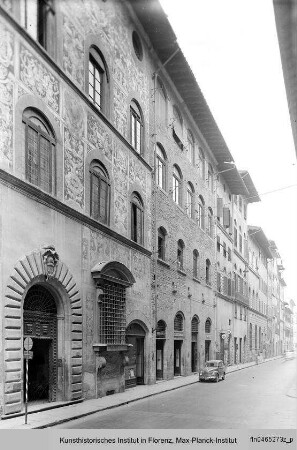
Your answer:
0,80 -> 13,166
64,127 -> 84,209
63,15 -> 84,89
0,24 -> 14,81
63,89 -> 85,138
87,112 -> 113,161
19,45 -> 60,113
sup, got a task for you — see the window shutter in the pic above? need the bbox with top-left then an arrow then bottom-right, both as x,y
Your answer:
217,197 -> 223,218
223,207 -> 230,227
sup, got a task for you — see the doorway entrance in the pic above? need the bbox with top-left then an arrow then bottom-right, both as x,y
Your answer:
23,285 -> 58,403
205,340 -> 211,362
125,322 -> 146,388
174,340 -> 182,376
156,340 -> 164,380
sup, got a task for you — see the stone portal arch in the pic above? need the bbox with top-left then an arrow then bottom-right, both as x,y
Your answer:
3,246 -> 82,415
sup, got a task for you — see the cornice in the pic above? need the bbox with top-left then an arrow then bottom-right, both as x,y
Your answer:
0,169 -> 152,257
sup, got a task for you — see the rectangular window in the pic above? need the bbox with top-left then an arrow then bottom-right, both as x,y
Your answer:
89,58 -> 103,110
98,281 -> 126,345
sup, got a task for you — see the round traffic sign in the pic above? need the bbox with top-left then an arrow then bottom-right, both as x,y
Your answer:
24,337 -> 33,351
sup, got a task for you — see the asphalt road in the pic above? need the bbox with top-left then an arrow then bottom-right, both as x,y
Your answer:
53,358 -> 296,429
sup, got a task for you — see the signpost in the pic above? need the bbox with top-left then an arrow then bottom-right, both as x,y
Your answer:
24,338 -> 33,425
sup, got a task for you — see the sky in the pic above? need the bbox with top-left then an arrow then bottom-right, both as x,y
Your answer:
160,0 -> 297,301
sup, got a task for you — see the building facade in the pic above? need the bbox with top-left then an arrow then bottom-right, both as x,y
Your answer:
0,0 -> 293,418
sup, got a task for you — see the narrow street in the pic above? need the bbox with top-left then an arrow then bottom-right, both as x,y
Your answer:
52,358 -> 296,429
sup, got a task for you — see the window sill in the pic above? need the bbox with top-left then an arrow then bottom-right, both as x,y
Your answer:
156,186 -> 168,196
205,282 -> 212,289
193,277 -> 201,284
157,258 -> 170,269
177,269 -> 187,276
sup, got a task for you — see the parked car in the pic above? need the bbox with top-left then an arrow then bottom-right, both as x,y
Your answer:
199,359 -> 226,382
285,350 -> 295,360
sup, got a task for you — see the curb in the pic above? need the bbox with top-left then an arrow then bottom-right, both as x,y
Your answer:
36,379 -> 200,429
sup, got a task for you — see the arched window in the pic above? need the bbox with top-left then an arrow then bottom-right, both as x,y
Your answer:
177,239 -> 184,271
205,318 -> 211,334
131,192 -> 144,244
207,163 -> 214,191
193,250 -> 199,279
23,108 -> 56,194
186,182 -> 194,218
205,259 -> 211,285
20,0 -> 56,58
130,100 -> 143,154
187,130 -> 194,163
156,144 -> 166,190
197,195 -> 205,229
172,165 -> 182,205
249,323 -> 253,350
156,78 -> 167,123
158,227 -> 166,260
207,207 -> 213,237
90,160 -> 110,224
198,148 -> 205,180
174,312 -> 184,332
191,316 -> 199,333
89,46 -> 108,112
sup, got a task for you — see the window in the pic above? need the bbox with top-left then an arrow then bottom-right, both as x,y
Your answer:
130,100 -> 143,154
186,182 -> 194,218
249,323 -> 253,350
131,192 -> 144,244
217,266 -> 221,292
20,0 -> 56,58
191,316 -> 199,333
205,318 -> 211,334
223,242 -> 227,258
207,207 -> 213,237
177,240 -> 184,271
172,105 -> 183,137
132,30 -> 143,60
217,235 -> 221,253
255,325 -> 258,349
205,259 -> 211,285
193,250 -> 199,279
174,312 -> 184,332
172,165 -> 182,205
156,320 -> 166,339
89,47 -> 108,112
197,195 -> 205,229
156,78 -> 167,123
234,220 -> 238,248
177,240 -> 184,270
23,108 -> 56,194
156,144 -> 166,189
239,226 -> 243,253
90,161 -> 110,224
207,164 -> 214,191
228,247 -> 231,261
187,130 -> 194,163
198,148 -> 205,180
158,227 -> 166,260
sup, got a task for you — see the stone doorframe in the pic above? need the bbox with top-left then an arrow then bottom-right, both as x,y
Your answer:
2,246 -> 82,415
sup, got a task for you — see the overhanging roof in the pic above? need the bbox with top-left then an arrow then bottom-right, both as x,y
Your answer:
248,226 -> 273,258
130,0 -> 249,195
273,0 -> 297,157
239,171 -> 261,203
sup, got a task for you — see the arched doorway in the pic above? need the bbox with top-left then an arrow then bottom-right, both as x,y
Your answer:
125,322 -> 146,388
23,284 -> 58,403
191,316 -> 199,372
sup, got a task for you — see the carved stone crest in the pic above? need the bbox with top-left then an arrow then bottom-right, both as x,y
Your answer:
42,245 -> 59,279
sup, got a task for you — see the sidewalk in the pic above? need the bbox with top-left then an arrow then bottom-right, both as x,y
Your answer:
0,356 -> 282,429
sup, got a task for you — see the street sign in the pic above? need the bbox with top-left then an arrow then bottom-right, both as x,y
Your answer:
24,350 -> 33,359
24,337 -> 33,351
